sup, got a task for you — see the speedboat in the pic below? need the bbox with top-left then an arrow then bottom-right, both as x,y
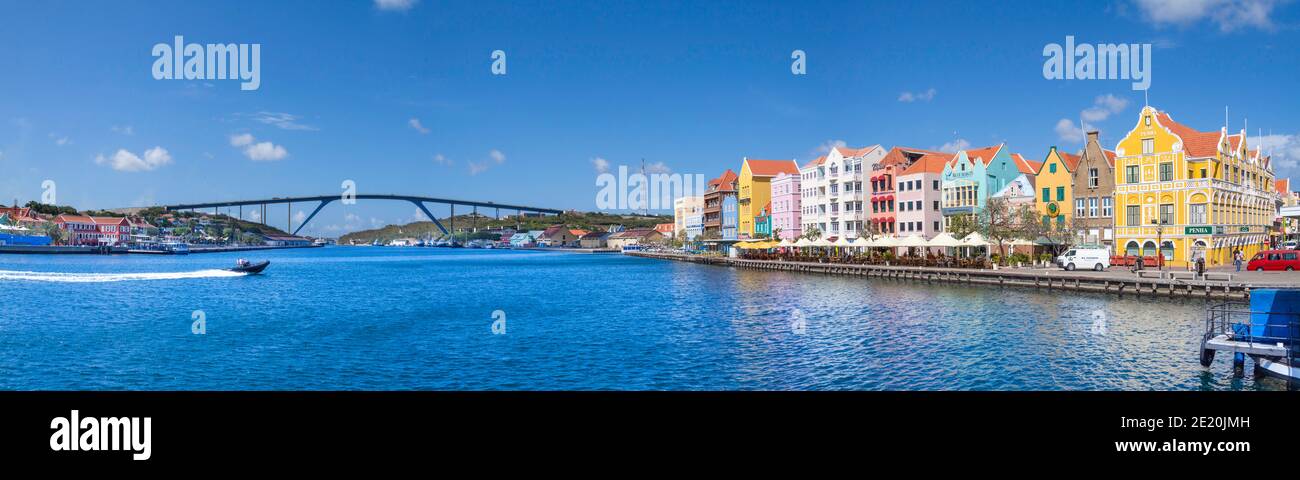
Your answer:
228,260 -> 271,274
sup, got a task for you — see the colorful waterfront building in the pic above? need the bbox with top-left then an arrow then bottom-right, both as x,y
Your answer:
1072,131 -> 1119,249
673,195 -> 703,239
1113,105 -> 1276,267
737,158 -> 799,239
896,152 -> 955,239
872,146 -> 940,236
1034,146 -> 1081,229
685,210 -> 704,241
799,145 -> 885,239
770,171 -> 801,240
940,144 -> 1022,228
54,215 -> 131,246
702,169 -> 738,239
753,202 -> 772,238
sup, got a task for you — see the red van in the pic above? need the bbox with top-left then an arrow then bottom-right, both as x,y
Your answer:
1246,250 -> 1300,271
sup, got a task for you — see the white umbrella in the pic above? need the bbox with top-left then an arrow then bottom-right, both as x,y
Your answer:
928,232 -> 962,247
832,237 -> 852,247
898,234 -> 928,247
961,232 -> 989,247
873,235 -> 899,248
852,236 -> 874,248
778,238 -> 796,247
1008,238 -> 1035,246
794,238 -> 815,247
812,238 -> 833,247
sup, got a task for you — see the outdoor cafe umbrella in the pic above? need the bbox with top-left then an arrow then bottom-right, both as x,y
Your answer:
961,232 -> 990,259
897,233 -> 928,256
927,232 -> 962,247
832,236 -> 852,256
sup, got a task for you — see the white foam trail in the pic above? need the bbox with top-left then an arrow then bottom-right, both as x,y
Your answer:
0,269 -> 246,283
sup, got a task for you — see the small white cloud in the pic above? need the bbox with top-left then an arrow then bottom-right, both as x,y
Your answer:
591,157 -> 610,173
244,141 -> 289,161
646,161 -> 672,174
813,139 -> 847,155
1252,133 -> 1300,173
375,0 -> 417,11
934,139 -> 971,153
489,149 -> 506,164
111,125 -> 134,135
1055,119 -> 1086,143
229,133 -> 255,147
230,133 -> 289,161
248,210 -> 261,221
409,118 -> 430,134
469,150 -> 506,175
898,88 -> 937,103
294,211 -> 306,223
433,153 -> 452,166
95,146 -> 172,172
1135,0 -> 1280,32
247,112 -> 317,131
49,133 -> 70,146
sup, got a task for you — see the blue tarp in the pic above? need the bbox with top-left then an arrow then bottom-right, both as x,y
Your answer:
0,233 -> 52,246
1245,289 -> 1300,343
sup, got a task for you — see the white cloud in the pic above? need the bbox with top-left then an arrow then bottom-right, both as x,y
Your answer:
230,133 -> 289,161
375,0 -> 417,11
813,139 -> 847,154
898,88 -> 937,103
1056,94 -> 1130,143
95,146 -> 172,172
591,157 -> 610,173
229,133 -> 255,147
248,209 -> 261,221
934,139 -> 971,153
1134,0 -> 1281,32
469,150 -> 506,175
433,153 -> 451,165
1055,119 -> 1086,144
248,111 -> 317,131
111,125 -> 134,135
409,118 -> 430,134
370,217 -> 386,228
1251,133 -> 1300,173
646,161 -> 672,174
294,210 -> 306,223
344,213 -> 362,223
244,141 -> 289,161
49,133 -> 70,146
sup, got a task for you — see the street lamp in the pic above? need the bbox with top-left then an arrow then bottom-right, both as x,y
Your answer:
1151,217 -> 1166,271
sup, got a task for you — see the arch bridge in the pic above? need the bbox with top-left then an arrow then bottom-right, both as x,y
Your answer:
163,194 -> 565,236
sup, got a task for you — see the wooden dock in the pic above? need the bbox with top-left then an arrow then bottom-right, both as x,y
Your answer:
627,252 -> 1260,300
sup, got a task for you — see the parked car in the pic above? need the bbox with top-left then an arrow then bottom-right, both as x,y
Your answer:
1282,240 -> 1298,250
1246,250 -> 1300,271
1057,248 -> 1110,271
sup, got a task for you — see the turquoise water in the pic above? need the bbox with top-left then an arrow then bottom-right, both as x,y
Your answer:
0,247 -> 1281,390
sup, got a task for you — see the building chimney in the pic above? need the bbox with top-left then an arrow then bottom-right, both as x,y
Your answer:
1086,130 -> 1099,144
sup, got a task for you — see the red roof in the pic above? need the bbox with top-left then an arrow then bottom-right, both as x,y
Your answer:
90,216 -> 129,226
1012,153 -> 1043,175
801,155 -> 827,169
899,152 -> 955,175
1277,179 -> 1290,195
709,169 -> 738,192
744,159 -> 799,177
1155,111 -> 1221,158
653,223 -> 675,234
55,214 -> 95,224
1102,149 -> 1117,168
881,146 -> 948,167
963,144 -> 1004,165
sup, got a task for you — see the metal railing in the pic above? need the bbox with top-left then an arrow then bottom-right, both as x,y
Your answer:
1203,302 -> 1300,356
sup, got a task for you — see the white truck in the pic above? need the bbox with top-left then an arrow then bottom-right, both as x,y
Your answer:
1056,247 -> 1110,271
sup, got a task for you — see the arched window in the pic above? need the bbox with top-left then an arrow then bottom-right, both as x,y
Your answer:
1125,241 -> 1140,256
1142,241 -> 1157,257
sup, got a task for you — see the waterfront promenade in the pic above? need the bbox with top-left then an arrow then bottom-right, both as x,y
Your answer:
627,251 -> 1300,299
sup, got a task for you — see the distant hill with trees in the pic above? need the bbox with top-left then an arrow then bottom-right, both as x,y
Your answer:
338,211 -> 671,244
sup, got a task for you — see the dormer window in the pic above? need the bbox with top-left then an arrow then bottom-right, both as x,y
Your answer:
1144,116 -> 1151,126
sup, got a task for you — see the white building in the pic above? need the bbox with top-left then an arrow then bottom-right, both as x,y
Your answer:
673,195 -> 703,239
798,145 -> 885,239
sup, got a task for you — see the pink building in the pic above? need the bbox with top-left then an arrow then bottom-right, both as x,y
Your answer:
872,147 -> 947,236
770,171 -> 801,240
895,152 -> 954,240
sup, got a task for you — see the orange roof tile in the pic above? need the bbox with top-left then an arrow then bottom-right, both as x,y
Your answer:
744,159 -> 799,177
1102,149 -> 1117,168
801,155 -> 826,169
1155,111 -> 1220,158
833,145 -> 881,158
881,146 -> 948,167
899,153 -> 955,176
1012,153 -> 1043,175
1276,179 -> 1290,195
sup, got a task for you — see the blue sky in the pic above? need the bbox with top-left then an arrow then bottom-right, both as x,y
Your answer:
2,0 -> 1300,236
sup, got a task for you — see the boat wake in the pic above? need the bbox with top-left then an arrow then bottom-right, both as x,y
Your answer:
0,269 -> 246,283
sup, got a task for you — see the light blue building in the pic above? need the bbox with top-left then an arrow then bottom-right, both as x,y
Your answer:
940,143 -> 1022,223
508,232 -> 535,247
722,194 -> 738,240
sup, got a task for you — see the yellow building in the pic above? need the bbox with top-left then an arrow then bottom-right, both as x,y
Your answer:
737,158 -> 799,239
1113,105 -> 1275,267
1033,146 -> 1081,229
